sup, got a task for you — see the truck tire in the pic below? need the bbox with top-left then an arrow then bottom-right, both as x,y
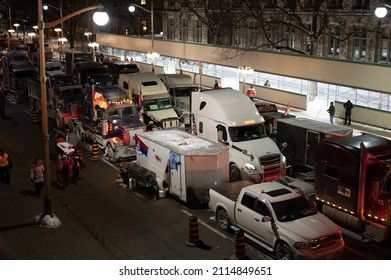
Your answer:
106,144 -> 116,162
216,209 -> 232,232
275,242 -> 294,260
229,164 -> 242,182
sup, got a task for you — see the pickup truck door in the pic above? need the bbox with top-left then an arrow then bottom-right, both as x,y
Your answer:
252,198 -> 276,247
235,193 -> 256,233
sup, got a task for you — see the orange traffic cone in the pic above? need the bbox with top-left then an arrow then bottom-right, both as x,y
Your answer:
231,229 -> 250,260
90,142 -> 100,160
32,108 -> 38,124
185,216 -> 211,250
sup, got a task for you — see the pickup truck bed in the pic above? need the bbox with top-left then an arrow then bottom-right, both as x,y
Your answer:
211,181 -> 253,201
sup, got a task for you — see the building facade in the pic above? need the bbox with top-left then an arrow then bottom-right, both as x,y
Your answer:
161,0 -> 391,64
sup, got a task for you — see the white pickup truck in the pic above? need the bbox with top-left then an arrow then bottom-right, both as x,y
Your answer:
208,181 -> 344,260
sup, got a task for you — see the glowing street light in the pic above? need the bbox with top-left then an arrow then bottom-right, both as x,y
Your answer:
375,4 -> 391,18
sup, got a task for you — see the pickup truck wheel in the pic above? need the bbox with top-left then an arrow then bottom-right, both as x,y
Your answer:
275,242 -> 294,260
216,209 -> 232,232
229,164 -> 242,182
107,144 -> 116,162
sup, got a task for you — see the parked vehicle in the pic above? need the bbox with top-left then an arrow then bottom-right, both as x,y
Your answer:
75,61 -> 112,86
118,72 -> 179,129
275,118 -> 391,241
276,117 -> 353,173
103,60 -> 139,84
65,51 -> 93,76
1,50 -> 37,103
157,73 -> 200,128
71,85 -> 146,162
191,88 -> 286,183
120,129 -> 229,204
254,101 -> 295,135
209,180 -> 344,259
314,133 -> 391,242
27,72 -> 83,128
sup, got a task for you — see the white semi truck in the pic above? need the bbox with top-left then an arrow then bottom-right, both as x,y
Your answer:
191,88 -> 286,183
118,72 -> 179,129
157,73 -> 200,128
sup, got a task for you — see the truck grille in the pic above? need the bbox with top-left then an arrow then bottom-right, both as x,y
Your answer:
162,118 -> 179,128
312,232 -> 341,249
259,153 -> 284,181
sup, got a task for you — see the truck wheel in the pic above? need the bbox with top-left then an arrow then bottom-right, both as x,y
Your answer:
275,242 -> 294,260
229,164 -> 242,182
216,209 -> 232,232
106,144 -> 116,162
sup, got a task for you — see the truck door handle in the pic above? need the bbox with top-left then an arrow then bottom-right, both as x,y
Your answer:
254,218 -> 260,222
237,208 -> 242,212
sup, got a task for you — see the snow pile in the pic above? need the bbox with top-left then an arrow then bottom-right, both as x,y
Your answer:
34,214 -> 62,229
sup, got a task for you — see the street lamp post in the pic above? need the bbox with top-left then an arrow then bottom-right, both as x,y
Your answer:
238,66 -> 253,94
43,3 -> 63,38
37,0 -> 107,224
129,1 -> 159,71
13,23 -> 19,37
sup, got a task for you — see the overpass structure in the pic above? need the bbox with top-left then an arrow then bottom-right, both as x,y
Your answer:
97,33 -> 391,131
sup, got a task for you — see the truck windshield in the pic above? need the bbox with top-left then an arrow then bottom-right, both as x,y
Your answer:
144,98 -> 172,111
271,196 -> 317,222
228,124 -> 267,142
107,106 -> 138,119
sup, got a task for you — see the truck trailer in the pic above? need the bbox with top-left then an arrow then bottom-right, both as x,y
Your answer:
123,129 -> 229,205
276,117 -> 353,172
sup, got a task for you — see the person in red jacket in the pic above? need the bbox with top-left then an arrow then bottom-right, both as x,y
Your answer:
246,85 -> 256,101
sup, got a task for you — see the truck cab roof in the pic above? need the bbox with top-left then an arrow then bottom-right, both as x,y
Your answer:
194,88 -> 264,125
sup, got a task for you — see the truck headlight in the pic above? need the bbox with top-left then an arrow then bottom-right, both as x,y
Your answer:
244,163 -> 256,171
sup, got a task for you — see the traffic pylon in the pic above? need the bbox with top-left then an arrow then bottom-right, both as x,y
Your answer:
185,216 -> 211,250
90,142 -> 100,160
230,229 -> 250,260
32,108 -> 38,124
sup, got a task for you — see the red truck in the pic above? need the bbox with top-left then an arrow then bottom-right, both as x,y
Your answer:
275,117 -> 391,241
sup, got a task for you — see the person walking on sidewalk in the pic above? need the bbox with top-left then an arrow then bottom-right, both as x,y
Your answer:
0,148 -> 12,184
30,159 -> 44,197
343,100 -> 354,125
327,101 -> 336,124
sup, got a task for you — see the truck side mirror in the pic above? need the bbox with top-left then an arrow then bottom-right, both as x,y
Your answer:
280,142 -> 287,152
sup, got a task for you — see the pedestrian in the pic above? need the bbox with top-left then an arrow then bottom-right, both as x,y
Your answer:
56,154 -> 70,189
0,148 -> 12,184
246,85 -> 256,101
30,159 -> 44,197
264,80 -> 270,87
0,84 -> 6,118
213,80 -> 219,89
327,101 -> 336,124
343,99 -> 354,125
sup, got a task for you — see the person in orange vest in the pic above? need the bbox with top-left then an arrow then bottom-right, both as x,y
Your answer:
246,85 -> 256,101
0,148 -> 12,184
